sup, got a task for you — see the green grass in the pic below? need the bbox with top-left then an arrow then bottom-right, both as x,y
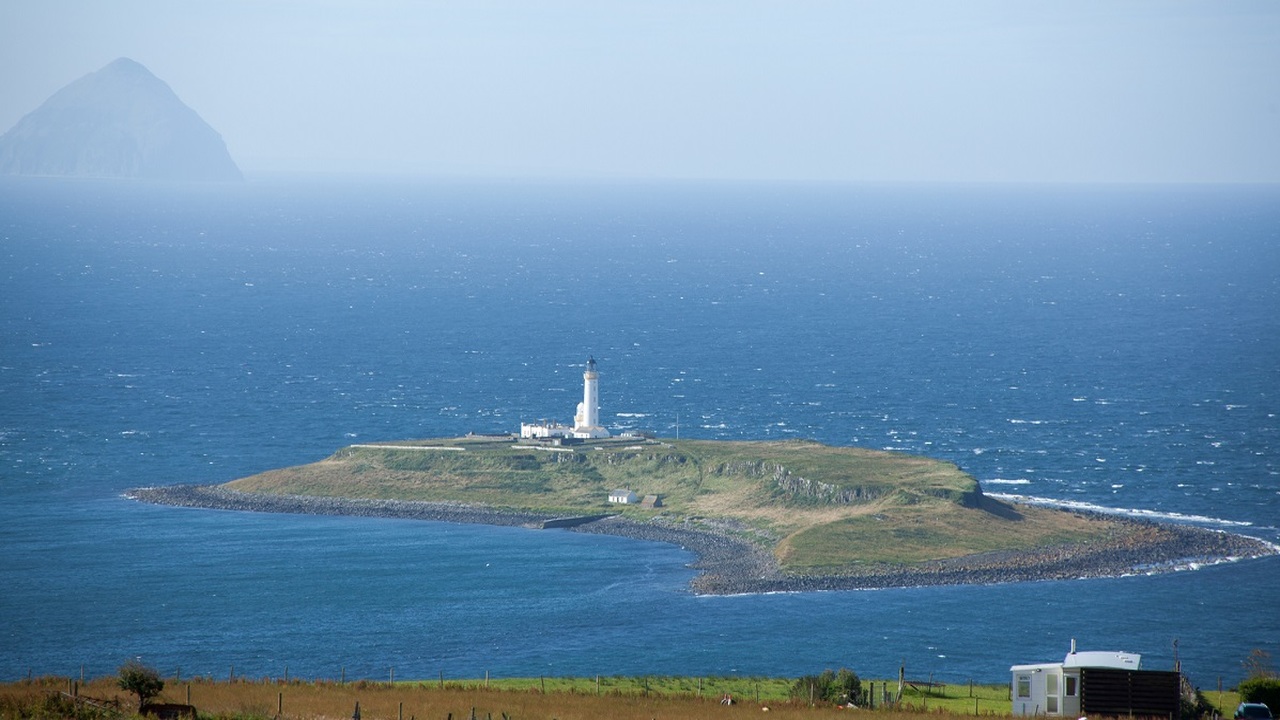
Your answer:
423,675 -> 1016,712
1,675 -> 1256,719
0,674 -> 1025,720
225,436 -> 1128,575
442,675 -> 795,701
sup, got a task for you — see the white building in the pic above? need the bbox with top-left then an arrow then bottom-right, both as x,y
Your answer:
608,489 -> 639,504
520,357 -> 611,440
518,421 -> 574,439
1010,643 -> 1141,717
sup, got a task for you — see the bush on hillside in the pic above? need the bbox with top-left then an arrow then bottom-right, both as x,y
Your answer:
1239,677 -> 1280,711
118,660 -> 165,707
790,668 -> 862,706
1180,684 -> 1216,720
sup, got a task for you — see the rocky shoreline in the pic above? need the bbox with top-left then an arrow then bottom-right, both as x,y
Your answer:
127,484 -> 1277,596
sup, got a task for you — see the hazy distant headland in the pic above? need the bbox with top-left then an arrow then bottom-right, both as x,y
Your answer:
0,57 -> 242,181
130,436 -> 1277,595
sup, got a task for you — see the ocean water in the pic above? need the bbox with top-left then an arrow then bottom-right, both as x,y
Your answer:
1,178 -> 1277,686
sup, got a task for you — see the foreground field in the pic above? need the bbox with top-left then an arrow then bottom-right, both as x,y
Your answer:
0,675 -> 1251,720
1,675 -> 1020,720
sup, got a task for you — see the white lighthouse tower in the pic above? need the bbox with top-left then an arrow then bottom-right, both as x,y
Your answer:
572,356 -> 609,439
519,356 -> 611,440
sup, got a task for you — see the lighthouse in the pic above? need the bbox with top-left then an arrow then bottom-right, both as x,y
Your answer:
573,356 -> 610,438
519,356 -> 610,440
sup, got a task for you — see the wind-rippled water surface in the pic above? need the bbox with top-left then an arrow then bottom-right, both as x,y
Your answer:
2,178 -> 1276,684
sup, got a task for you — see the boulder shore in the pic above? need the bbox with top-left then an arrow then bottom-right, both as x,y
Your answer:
127,485 -> 1277,596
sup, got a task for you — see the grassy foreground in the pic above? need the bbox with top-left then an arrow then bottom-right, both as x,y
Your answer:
1,675 -> 1250,719
1,675 -> 1021,719
225,436 -> 1121,575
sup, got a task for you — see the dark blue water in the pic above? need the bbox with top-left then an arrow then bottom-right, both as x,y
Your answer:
2,178 -> 1277,686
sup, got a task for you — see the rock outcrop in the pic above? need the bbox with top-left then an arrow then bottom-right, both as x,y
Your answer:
0,57 -> 242,181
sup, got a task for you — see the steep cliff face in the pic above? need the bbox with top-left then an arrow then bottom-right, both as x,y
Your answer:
0,57 -> 242,181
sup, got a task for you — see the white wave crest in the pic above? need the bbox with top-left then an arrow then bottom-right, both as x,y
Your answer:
987,493 -> 1255,528
985,478 -> 1032,485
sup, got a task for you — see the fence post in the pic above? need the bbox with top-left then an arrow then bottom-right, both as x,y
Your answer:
278,692 -> 282,715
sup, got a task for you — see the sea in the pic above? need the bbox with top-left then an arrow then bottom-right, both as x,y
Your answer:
1,177 -> 1277,687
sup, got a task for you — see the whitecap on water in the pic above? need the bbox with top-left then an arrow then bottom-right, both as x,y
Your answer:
986,493 -> 1255,527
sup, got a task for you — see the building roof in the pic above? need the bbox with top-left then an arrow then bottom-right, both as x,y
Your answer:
1063,651 -> 1141,669
1011,651 -> 1142,673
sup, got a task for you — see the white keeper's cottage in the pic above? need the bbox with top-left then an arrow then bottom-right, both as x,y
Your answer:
609,489 -> 638,504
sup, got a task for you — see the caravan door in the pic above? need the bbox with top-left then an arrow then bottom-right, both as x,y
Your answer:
1045,671 -> 1060,714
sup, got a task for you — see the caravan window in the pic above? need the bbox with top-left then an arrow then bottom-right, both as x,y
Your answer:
1016,675 -> 1031,699
1065,676 -> 1078,697
1046,673 -> 1059,714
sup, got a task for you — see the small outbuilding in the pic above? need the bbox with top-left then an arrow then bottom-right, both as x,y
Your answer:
1011,643 -> 1180,719
640,494 -> 663,509
608,489 -> 638,504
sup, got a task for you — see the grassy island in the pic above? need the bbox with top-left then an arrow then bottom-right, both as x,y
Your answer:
131,436 -> 1275,593
227,438 -> 1126,570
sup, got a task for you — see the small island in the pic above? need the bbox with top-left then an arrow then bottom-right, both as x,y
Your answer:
130,434 -> 1275,594
130,358 -> 1276,594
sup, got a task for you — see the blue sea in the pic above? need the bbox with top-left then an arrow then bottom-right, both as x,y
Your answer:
1,178 -> 1277,687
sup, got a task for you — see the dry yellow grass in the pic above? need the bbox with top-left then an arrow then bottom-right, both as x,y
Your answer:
0,677 -> 1015,720
775,497 -> 1116,570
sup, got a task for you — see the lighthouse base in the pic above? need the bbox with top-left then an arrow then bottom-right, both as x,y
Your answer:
571,425 -> 611,439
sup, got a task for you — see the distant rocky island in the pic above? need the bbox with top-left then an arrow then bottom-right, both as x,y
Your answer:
0,57 -> 242,181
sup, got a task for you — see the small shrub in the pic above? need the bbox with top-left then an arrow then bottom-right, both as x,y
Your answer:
0,693 -> 115,720
1239,677 -> 1280,711
790,668 -> 862,705
1181,686 -> 1216,720
118,660 -> 165,707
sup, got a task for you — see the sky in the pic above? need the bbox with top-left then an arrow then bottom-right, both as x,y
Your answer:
2,0 -> 1278,183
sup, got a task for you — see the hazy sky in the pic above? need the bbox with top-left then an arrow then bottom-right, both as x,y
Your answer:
2,1 -> 1278,182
